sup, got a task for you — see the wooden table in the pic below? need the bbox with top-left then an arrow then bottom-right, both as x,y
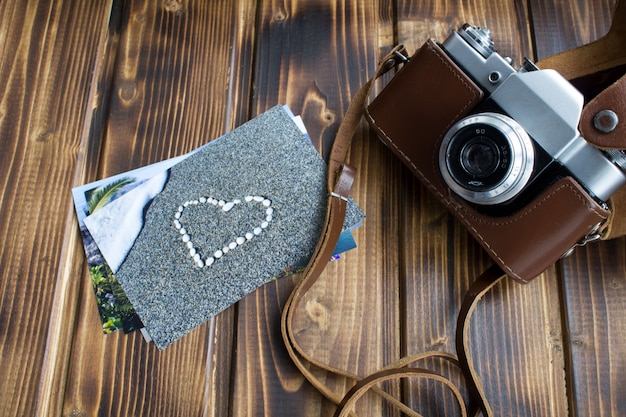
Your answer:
2,0 -> 624,416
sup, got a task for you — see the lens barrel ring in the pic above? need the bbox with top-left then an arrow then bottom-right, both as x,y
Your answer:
439,112 -> 535,205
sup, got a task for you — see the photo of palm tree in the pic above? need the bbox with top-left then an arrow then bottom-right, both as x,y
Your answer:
72,143 -> 199,335
77,177 -> 144,333
87,178 -> 135,214
70,107 -> 362,342
83,177 -> 143,333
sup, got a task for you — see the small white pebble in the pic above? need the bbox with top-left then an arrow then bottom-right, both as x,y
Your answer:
197,259 -> 204,268
245,196 -> 253,202
253,196 -> 264,202
266,207 -> 273,215
218,200 -> 225,206
179,228 -> 187,235
222,246 -> 229,254
214,249 -> 223,259
262,199 -> 271,207
229,241 -> 237,250
222,202 -> 235,212
199,197 -> 207,203
186,241 -> 194,249
189,248 -> 196,256
261,221 -> 269,229
245,232 -> 254,240
253,227 -> 262,235
182,234 -> 190,242
206,257 -> 215,267
193,253 -> 201,262
174,212 -> 181,219
236,237 -> 246,245
266,215 -> 273,222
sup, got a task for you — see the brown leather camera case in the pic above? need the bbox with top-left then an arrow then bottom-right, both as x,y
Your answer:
365,39 -> 610,283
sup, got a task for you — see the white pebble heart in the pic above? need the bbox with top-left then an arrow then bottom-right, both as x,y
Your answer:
173,195 -> 273,268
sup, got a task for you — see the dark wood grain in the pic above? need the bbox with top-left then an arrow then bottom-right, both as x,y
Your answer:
559,240 -> 626,417
529,3 -> 625,416
228,0 -> 404,415
60,1 -> 256,416
529,0 -> 616,61
0,1 -> 113,416
0,0 -> 623,416
386,2 -> 568,416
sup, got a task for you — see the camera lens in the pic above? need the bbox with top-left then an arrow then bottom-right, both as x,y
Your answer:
460,137 -> 500,178
439,112 -> 534,205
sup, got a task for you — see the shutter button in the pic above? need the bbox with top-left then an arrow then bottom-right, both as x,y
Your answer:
593,109 -> 619,133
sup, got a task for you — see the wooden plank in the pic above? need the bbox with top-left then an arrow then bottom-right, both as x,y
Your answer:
560,239 -> 626,417
529,2 -> 626,416
228,0 -> 405,415
60,1 -> 257,415
0,1 -> 618,416
0,1 -> 112,416
36,2 -> 122,415
390,1 -> 568,415
529,0 -> 616,61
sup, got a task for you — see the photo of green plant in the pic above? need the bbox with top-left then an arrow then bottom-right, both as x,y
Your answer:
87,177 -> 135,214
72,141 -> 208,335
77,177 -> 144,333
89,264 -> 142,333
71,108 -> 361,340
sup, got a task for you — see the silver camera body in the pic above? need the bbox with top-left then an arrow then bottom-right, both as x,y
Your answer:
438,25 -> 626,213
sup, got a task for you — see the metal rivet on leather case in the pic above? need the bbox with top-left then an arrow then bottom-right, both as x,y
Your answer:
593,109 -> 619,133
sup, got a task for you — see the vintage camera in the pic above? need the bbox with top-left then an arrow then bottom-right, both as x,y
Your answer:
435,25 -> 626,215
365,25 -> 626,282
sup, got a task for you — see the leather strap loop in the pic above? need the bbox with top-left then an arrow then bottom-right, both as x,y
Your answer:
281,47 -> 407,407
282,5 -> 625,412
330,265 -> 505,417
327,45 -> 407,188
334,368 -> 468,417
456,264 -> 506,417
280,170 -> 353,404
281,45 -> 507,416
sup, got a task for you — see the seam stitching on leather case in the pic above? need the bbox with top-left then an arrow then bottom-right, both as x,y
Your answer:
427,41 -> 481,121
454,183 -> 605,280
425,42 -> 483,187
366,42 -> 606,280
456,182 -> 606,226
367,114 -> 605,280
364,112 -> 524,278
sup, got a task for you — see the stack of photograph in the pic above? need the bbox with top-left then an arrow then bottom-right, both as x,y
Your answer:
72,105 -> 364,349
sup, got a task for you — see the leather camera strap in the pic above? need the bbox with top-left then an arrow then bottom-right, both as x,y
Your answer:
281,45 -> 507,416
282,2 -> 625,414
